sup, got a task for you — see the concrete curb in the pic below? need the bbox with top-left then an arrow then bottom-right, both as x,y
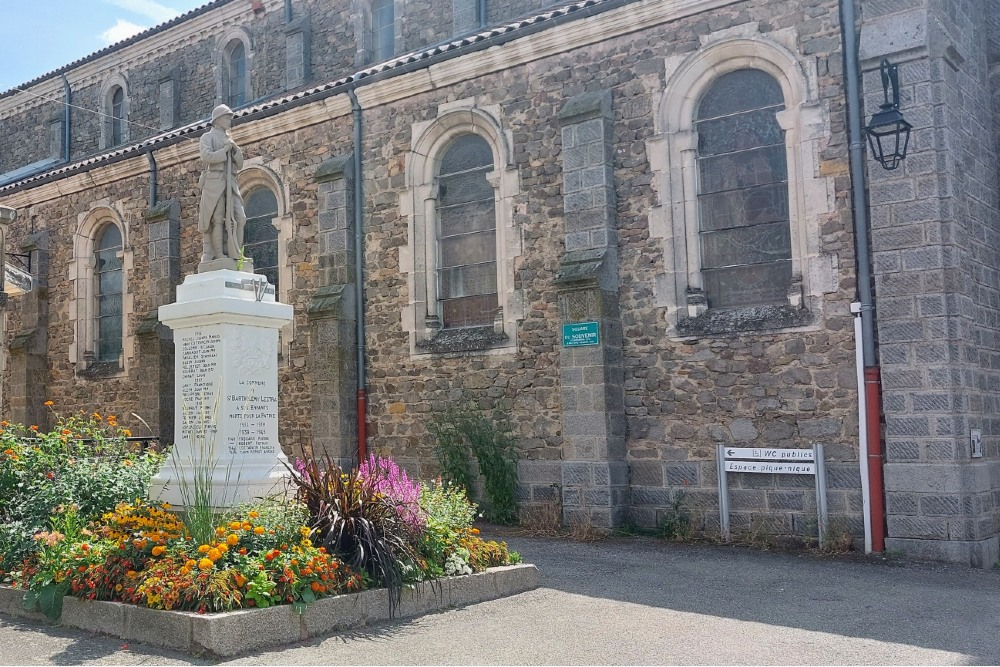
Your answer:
0,564 -> 539,657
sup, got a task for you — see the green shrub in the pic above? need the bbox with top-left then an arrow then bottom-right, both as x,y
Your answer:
428,401 -> 519,524
0,412 -> 164,572
416,478 -> 476,577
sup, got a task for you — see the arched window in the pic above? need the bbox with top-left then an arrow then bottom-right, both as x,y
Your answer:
371,0 -> 395,62
244,188 -> 279,289
695,69 -> 790,309
227,40 -> 247,107
109,86 -> 125,147
436,134 -> 497,329
95,224 -> 123,362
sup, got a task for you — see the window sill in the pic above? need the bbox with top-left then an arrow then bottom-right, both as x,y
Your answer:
415,326 -> 509,354
675,304 -> 813,338
77,361 -> 124,380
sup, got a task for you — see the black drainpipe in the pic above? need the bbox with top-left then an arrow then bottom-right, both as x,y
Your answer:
145,149 -> 158,207
478,0 -> 487,26
347,88 -> 367,464
60,75 -> 72,162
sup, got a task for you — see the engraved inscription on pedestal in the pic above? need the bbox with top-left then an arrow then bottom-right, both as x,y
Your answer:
225,328 -> 279,457
178,330 -> 221,444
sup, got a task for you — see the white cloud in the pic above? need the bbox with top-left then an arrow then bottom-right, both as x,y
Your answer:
102,0 -> 179,24
99,19 -> 148,45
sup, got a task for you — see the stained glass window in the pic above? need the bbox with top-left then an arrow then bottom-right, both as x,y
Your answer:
228,41 -> 246,108
110,86 -> 124,147
95,225 -> 123,362
696,69 -> 790,309
371,0 -> 395,62
244,188 -> 279,290
436,134 -> 497,328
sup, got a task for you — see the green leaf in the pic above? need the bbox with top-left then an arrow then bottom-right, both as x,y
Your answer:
22,590 -> 38,612
292,601 -> 307,615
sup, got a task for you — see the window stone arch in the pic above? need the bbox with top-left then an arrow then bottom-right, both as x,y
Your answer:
69,204 -> 134,376
99,74 -> 129,149
647,32 -> 838,337
400,101 -> 523,355
217,28 -> 253,108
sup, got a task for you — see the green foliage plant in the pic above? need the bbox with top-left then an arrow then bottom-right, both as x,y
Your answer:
428,401 -> 520,524
660,489 -> 692,541
417,478 -> 476,577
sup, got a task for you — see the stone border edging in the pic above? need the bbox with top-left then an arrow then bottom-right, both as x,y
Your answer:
0,563 -> 539,657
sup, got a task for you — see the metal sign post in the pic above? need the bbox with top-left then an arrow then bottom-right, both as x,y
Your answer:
717,444 -> 829,548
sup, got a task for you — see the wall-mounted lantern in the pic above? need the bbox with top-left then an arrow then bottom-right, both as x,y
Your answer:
864,58 -> 912,171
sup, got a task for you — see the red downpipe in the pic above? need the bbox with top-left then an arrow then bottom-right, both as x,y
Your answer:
865,366 -> 886,552
357,388 -> 367,463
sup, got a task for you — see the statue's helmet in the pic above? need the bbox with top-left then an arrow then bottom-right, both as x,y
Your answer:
211,104 -> 235,123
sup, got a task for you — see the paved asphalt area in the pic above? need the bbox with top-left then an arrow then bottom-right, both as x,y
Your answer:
1,534 -> 999,665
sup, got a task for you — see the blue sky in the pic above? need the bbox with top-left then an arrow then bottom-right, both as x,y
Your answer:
1,1 -> 209,92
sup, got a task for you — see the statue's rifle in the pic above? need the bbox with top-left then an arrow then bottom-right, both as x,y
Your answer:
225,144 -> 235,259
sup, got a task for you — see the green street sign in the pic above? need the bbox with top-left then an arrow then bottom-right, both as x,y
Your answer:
562,321 -> 600,347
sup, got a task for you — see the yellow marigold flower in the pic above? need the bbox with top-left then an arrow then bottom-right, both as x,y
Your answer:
227,533 -> 240,545
93,412 -> 102,420
218,543 -> 228,553
242,522 -> 252,531
44,400 -> 54,407
207,548 -> 222,561
248,511 -> 260,519
229,521 -> 242,531
301,538 -> 312,547
198,558 -> 213,571
254,526 -> 265,535
300,526 -> 311,538
123,429 -> 132,437
197,544 -> 211,554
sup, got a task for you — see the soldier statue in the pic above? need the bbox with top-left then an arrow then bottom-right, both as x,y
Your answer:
198,104 -> 247,268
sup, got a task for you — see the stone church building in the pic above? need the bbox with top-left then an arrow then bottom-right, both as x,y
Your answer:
0,0 -> 997,565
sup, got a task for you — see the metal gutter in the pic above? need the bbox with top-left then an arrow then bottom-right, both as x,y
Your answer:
347,88 -> 368,465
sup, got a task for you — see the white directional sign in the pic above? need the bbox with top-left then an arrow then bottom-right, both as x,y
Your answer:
724,461 -> 816,475
717,442 -> 829,548
723,447 -> 814,461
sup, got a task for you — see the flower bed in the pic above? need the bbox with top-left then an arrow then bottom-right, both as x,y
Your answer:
0,411 -> 526,633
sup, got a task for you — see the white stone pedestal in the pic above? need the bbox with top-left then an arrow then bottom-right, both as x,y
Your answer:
150,270 -> 294,508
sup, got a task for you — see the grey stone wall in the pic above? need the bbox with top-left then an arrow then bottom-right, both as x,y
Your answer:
863,0 -> 1000,566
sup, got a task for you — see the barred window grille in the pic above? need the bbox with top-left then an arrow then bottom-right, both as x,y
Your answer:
436,134 -> 498,329
244,188 -> 279,290
109,86 -> 125,147
371,0 -> 395,62
696,69 -> 791,309
227,41 -> 247,108
95,225 -> 123,362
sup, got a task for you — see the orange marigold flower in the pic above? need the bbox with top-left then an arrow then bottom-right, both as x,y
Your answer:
122,429 -> 132,437
93,412 -> 102,420
227,534 -> 240,546
151,546 -> 166,557
265,552 -> 276,562
238,548 -> 247,555
1,420 -> 8,427
44,401 -> 54,407
471,528 -> 480,535
248,511 -> 260,519
207,548 -> 222,561
253,526 -> 265,535
198,558 -> 213,571
80,543 -> 90,552
197,544 -> 211,554
61,429 -> 71,436
185,560 -> 197,569
242,522 -> 252,531
29,425 -> 38,431
310,581 -> 323,593
229,521 -> 242,531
